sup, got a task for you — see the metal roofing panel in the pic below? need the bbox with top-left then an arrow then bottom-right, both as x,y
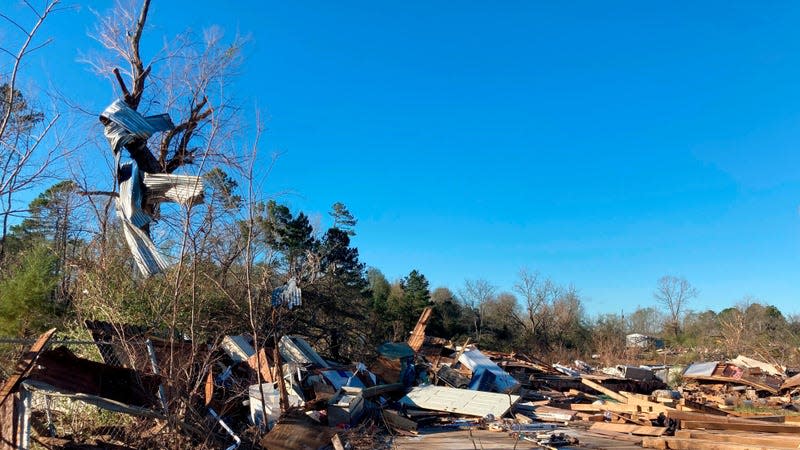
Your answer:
683,361 -> 719,378
399,385 -> 519,417
278,336 -> 329,368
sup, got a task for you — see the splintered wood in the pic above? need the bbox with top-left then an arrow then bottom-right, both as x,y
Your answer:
407,307 -> 433,351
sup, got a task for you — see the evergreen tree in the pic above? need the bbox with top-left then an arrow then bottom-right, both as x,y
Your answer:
0,244 -> 59,336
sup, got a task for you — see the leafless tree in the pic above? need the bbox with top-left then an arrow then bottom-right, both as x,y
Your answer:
458,278 -> 496,344
514,268 -> 560,339
0,0 -> 70,259
653,275 -> 698,340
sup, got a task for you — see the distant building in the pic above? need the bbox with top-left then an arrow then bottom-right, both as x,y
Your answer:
626,333 -> 664,349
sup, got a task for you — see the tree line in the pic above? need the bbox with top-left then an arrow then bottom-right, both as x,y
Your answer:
2,0 -> 800,372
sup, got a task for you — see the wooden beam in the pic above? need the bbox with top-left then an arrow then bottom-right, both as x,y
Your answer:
407,307 -> 433,351
589,422 -> 667,436
680,420 -> 800,433
620,391 -> 674,413
581,378 -> 628,403
571,402 -> 637,414
674,429 -> 800,448
667,410 -> 787,425
644,436 -> 795,450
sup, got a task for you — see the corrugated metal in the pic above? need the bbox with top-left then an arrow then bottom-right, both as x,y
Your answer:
101,99 -> 174,154
143,172 -> 204,207
683,361 -> 719,378
100,98 -> 205,277
399,385 -> 519,417
118,163 -> 152,229
118,215 -> 169,277
28,347 -> 161,408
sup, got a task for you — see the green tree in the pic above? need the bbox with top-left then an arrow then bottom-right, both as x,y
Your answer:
385,270 -> 431,339
429,286 -> 468,339
367,267 -> 391,315
329,202 -> 357,236
259,200 -> 317,278
0,244 -> 59,336
291,208 -> 371,360
204,167 -> 242,211
6,181 -> 82,302
403,269 -> 431,321
0,83 -> 47,260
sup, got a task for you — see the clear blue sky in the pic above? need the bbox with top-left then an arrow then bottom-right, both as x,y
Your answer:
10,1 -> 800,317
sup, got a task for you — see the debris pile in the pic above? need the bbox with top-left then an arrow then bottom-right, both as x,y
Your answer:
3,309 -> 800,449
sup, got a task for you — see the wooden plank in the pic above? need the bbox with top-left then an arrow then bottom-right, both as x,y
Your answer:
392,428 -> 538,449
674,429 -> 800,448
609,410 -> 649,426
620,391 -> 675,413
647,437 -> 794,450
641,437 -> 667,449
667,410 -> 774,425
513,413 -> 532,424
0,328 -> 56,407
681,420 -> 800,433
730,414 -> 786,423
589,422 -> 667,436
581,378 -> 628,403
245,348 -> 274,383
331,434 -> 345,450
407,307 -> 433,351
571,402 -> 637,414
681,398 -> 729,416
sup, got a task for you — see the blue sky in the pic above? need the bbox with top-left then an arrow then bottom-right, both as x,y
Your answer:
8,1 -> 800,316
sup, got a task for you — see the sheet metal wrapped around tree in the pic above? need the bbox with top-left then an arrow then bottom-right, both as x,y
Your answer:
100,99 -> 205,277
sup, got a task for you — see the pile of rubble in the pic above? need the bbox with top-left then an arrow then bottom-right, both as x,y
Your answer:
3,309 -> 800,449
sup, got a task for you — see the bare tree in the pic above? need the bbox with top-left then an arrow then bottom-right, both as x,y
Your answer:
458,278 -> 496,344
0,0 -> 68,259
654,275 -> 698,340
514,268 -> 560,341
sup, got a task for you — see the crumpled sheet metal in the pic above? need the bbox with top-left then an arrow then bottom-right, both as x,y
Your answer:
101,98 -> 204,277
101,99 -> 174,154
